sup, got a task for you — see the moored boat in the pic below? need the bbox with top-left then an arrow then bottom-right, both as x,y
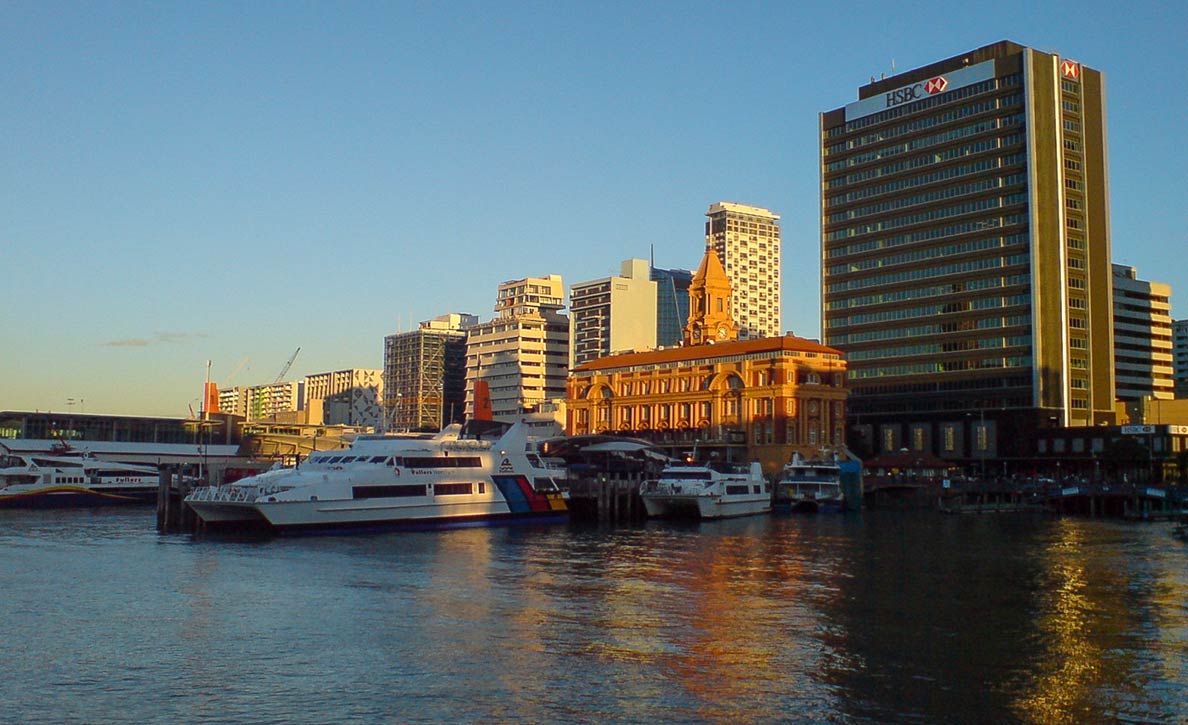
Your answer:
639,460 -> 770,520
0,448 -> 163,508
184,421 -> 569,533
774,454 -> 843,513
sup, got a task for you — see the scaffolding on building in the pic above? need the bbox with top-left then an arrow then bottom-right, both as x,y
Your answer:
384,328 -> 466,432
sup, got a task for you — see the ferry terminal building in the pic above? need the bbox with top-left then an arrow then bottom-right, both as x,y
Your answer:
565,248 -> 848,475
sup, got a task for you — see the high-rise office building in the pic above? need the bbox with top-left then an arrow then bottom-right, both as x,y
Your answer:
705,202 -> 782,340
569,259 -> 658,367
1172,319 -> 1188,399
1112,265 -> 1173,401
821,41 -> 1113,460
651,265 -> 692,348
465,275 -> 569,422
384,314 -> 475,431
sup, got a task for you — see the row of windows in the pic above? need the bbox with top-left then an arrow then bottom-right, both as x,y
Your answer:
827,152 -> 1026,207
828,314 -> 1030,345
828,293 -> 1031,328
827,172 -> 1028,224
827,192 -> 1029,240
826,134 -> 1024,190
827,274 -> 1031,310
827,253 -> 1030,293
826,94 -> 1022,156
847,336 -> 1031,361
828,233 -> 1028,276
832,75 -> 1021,134
849,356 -> 1033,378
827,213 -> 1028,259
826,115 -> 1024,172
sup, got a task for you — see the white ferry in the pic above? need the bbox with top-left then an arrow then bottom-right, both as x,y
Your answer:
774,453 -> 843,513
0,447 -> 163,508
639,460 -> 770,520
184,422 -> 569,533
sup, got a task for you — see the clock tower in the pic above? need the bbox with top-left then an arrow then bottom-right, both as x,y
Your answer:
684,246 -> 738,345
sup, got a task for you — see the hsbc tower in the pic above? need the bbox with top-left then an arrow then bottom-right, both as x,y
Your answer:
819,41 -> 1113,463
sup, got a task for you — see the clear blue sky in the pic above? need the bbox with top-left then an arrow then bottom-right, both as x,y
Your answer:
2,1 -> 1184,417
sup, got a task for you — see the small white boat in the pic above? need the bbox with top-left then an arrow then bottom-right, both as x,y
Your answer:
774,454 -> 843,513
0,448 -> 163,508
184,421 -> 569,533
640,460 -> 770,520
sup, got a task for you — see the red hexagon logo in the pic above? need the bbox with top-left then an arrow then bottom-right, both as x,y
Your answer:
924,76 -> 949,94
1062,60 -> 1080,79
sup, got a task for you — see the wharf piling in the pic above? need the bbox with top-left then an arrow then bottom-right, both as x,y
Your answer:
566,473 -> 646,523
156,466 -> 202,534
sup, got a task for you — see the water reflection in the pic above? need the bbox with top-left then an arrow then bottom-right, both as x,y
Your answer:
1,510 -> 1185,724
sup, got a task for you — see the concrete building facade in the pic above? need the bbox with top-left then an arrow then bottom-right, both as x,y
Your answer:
304,368 -> 384,428
705,202 -> 782,340
820,40 -> 1115,463
1111,265 -> 1173,400
465,275 -> 570,422
1174,319 -> 1188,399
384,313 -> 475,432
569,259 -> 658,368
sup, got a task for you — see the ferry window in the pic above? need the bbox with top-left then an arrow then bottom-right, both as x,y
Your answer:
478,482 -> 485,494
401,456 -> 483,468
434,483 -> 473,496
370,456 -> 387,463
352,485 -> 426,499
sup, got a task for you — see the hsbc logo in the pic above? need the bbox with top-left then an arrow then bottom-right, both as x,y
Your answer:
885,75 -> 949,108
924,76 -> 948,94
1062,60 -> 1080,79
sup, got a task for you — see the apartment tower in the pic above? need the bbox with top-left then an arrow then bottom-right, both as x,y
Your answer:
820,41 -> 1113,460
569,259 -> 658,368
1111,265 -> 1173,401
465,275 -> 569,422
705,202 -> 782,340
1175,319 -> 1188,399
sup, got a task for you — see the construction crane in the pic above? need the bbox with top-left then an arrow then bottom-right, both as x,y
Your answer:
275,347 -> 301,383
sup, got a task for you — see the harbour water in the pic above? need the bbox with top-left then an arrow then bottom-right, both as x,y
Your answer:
2,508 -> 1186,724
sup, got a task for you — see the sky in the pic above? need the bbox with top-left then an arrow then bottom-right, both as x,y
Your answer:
2,1 -> 1185,418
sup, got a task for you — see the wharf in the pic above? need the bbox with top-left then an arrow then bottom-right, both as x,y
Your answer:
565,473 -> 646,523
156,467 -> 201,533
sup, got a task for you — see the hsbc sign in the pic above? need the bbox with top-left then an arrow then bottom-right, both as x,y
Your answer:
885,76 -> 950,108
844,59 -> 995,122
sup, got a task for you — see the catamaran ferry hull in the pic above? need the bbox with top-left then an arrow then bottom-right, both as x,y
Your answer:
0,486 -> 156,509
184,421 -> 570,535
642,493 -> 770,520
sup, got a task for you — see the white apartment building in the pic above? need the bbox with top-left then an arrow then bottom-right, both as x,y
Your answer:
569,258 -> 658,368
465,274 -> 570,422
705,202 -> 782,340
1112,264 -> 1173,400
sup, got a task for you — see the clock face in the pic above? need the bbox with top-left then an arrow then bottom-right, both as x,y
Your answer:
717,325 -> 728,339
